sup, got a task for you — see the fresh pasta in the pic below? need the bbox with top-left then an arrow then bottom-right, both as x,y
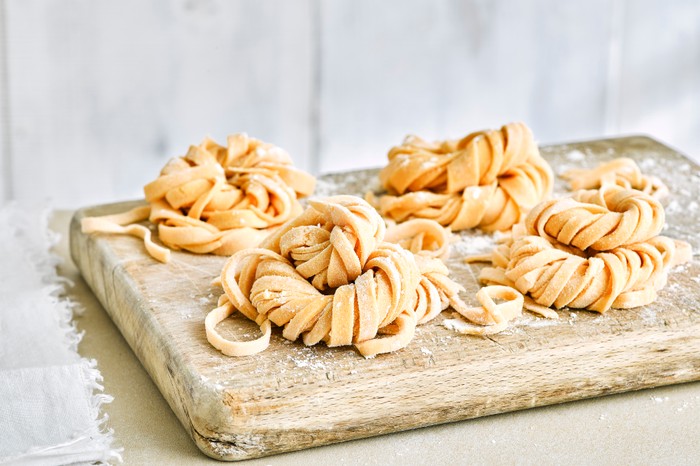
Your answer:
473,185 -> 691,313
561,157 -> 668,199
384,218 -> 451,260
206,196 -> 518,358
375,122 -> 553,232
82,134 -> 316,262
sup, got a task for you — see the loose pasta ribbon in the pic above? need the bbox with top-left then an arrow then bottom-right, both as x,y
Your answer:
384,218 -> 451,260
561,157 -> 668,199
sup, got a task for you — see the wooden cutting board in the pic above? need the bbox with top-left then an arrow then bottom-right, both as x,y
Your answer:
70,136 -> 700,461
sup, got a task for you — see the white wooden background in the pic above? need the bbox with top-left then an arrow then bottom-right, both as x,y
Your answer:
0,0 -> 698,207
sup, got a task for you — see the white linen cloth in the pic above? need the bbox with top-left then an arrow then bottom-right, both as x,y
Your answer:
0,204 -> 121,465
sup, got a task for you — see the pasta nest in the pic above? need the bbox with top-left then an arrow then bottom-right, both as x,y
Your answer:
376,122 -> 553,232
206,196 -> 471,357
478,185 -> 691,313
82,134 -> 315,262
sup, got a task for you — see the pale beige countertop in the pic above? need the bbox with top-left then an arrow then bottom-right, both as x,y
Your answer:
52,210 -> 700,465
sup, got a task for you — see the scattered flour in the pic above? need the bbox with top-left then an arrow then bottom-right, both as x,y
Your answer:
287,354 -> 327,370
556,149 -> 591,175
566,150 -> 586,162
442,318 -> 473,333
666,200 -> 680,214
313,178 -> 338,197
638,158 -> 657,170
514,315 -> 562,328
449,232 -> 496,258
638,307 -> 659,325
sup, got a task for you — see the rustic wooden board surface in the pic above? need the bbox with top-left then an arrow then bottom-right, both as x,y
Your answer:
70,136 -> 700,461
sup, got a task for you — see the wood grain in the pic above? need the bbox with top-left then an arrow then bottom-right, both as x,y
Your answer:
617,0 -> 700,155
70,136 -> 700,461
4,1 -> 700,203
5,0 -> 314,206
0,0 -> 8,203
317,0 -> 617,173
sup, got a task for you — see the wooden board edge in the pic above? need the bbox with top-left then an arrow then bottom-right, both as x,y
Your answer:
70,215 -> 700,462
70,210 -> 214,456
187,327 -> 700,461
68,135 -> 700,461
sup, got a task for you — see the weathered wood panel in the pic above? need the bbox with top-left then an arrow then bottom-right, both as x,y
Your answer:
317,0 -> 616,173
0,0 -> 9,203
70,137 -> 700,461
4,0 -> 700,201
5,0 -> 314,206
617,0 -> 700,160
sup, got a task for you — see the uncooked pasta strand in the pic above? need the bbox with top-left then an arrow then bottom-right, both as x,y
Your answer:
561,157 -> 668,199
81,205 -> 170,263
443,285 -> 524,335
205,297 -> 272,357
384,218 -> 451,259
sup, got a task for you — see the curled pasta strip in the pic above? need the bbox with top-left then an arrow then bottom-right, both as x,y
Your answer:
474,187 -> 691,314
206,196 -> 473,358
376,122 -> 553,232
384,218 -> 451,259
525,185 -> 665,251
561,157 -> 668,199
82,134 -> 315,262
443,285 -> 524,335
81,205 -> 170,263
